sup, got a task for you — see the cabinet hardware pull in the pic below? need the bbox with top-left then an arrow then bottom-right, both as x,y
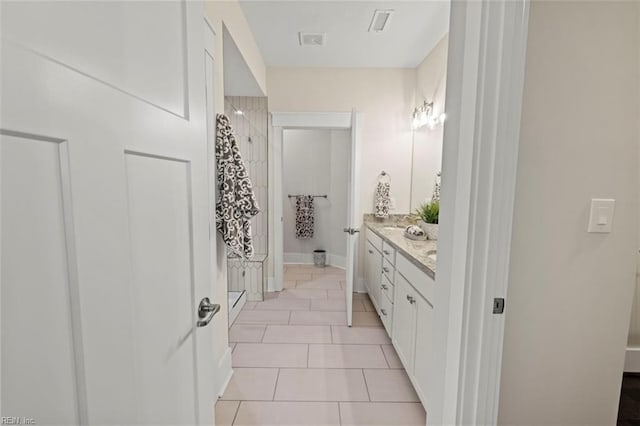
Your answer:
382,267 -> 389,273
368,249 -> 373,254
406,294 -> 416,304
381,284 -> 388,290
383,250 -> 390,255
381,309 -> 387,316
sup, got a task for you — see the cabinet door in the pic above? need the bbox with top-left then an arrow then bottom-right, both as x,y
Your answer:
413,295 -> 434,407
365,242 -> 382,311
392,273 -> 417,372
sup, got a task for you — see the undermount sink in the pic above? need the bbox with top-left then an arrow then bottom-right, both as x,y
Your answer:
426,250 -> 437,262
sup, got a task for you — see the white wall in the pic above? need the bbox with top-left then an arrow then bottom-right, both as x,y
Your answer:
268,68 -> 416,216
268,68 -> 415,283
498,2 -> 639,424
282,129 -> 349,267
205,0 -> 267,113
411,34 -> 448,210
626,4 -> 640,352
204,0 -> 267,397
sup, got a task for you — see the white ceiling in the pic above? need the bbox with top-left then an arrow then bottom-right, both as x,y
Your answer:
238,1 -> 450,68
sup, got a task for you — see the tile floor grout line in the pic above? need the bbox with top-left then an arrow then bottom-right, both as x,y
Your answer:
260,324 -> 267,343
272,368 -> 281,401
380,344 -> 391,368
230,400 -> 241,426
361,369 -> 373,402
232,366 -> 396,370
222,398 -> 422,404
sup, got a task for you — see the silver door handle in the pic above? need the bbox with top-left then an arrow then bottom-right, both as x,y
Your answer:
343,227 -> 360,235
197,297 -> 221,327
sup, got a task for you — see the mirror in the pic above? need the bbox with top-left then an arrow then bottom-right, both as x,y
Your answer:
409,34 -> 449,212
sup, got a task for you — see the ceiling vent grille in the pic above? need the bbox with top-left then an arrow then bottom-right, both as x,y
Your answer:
298,32 -> 327,46
368,9 -> 394,33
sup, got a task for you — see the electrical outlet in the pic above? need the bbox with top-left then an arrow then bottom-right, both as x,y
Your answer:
389,197 -> 396,210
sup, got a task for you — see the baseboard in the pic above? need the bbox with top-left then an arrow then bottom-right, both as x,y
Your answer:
267,276 -> 277,292
355,277 -> 366,293
228,291 -> 246,327
625,347 -> 640,372
284,252 -> 346,268
215,347 -> 233,398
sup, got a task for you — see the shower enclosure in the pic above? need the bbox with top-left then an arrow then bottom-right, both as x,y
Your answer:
224,96 -> 269,305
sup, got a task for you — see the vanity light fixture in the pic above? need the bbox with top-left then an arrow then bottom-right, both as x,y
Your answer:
411,100 -> 446,130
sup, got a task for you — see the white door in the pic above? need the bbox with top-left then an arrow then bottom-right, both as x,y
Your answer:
344,111 -> 362,326
1,2 -> 216,424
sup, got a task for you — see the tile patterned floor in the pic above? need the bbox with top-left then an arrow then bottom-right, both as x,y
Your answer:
216,264 -> 426,426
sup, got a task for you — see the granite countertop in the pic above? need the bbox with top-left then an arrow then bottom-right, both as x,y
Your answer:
364,217 -> 437,279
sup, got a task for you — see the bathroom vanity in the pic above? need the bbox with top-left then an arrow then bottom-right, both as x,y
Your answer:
363,219 -> 437,414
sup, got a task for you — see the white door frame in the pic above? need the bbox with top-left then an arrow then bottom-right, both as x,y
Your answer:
433,0 -> 530,425
269,112 -> 362,292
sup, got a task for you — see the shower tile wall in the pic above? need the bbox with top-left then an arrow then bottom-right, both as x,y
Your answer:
225,96 -> 268,301
225,96 -> 268,255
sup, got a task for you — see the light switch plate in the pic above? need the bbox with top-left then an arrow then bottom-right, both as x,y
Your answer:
587,198 -> 615,233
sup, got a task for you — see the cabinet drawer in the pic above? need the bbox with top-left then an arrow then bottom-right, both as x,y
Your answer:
367,228 -> 383,252
366,241 -> 381,257
381,274 -> 394,304
381,241 -> 396,265
380,292 -> 393,336
397,252 -> 434,304
382,258 -> 394,282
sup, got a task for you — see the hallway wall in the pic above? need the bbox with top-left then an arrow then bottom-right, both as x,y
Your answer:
498,2 -> 639,424
282,129 -> 350,267
204,0 -> 268,398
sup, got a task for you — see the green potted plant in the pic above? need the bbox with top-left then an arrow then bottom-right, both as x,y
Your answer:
415,172 -> 441,240
415,200 -> 439,240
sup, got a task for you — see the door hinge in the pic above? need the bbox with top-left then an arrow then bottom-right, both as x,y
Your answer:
493,298 -> 505,314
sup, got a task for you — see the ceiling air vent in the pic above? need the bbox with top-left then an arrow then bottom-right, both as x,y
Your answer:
368,9 -> 394,33
298,32 -> 327,47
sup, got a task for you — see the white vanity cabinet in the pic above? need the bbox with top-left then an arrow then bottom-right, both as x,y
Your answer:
413,294 -> 434,406
364,239 -> 382,312
363,225 -> 436,413
392,273 -> 418,371
392,251 -> 435,412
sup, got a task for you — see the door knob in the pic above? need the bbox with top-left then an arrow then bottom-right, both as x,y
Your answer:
197,297 -> 220,327
343,227 -> 360,235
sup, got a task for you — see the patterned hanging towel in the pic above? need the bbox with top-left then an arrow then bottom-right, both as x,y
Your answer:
295,195 -> 314,239
215,113 -> 260,259
374,181 -> 391,218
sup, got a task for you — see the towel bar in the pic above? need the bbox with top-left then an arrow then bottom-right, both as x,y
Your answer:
287,194 -> 328,199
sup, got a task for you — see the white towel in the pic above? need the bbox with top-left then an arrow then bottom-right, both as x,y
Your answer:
374,181 -> 391,218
